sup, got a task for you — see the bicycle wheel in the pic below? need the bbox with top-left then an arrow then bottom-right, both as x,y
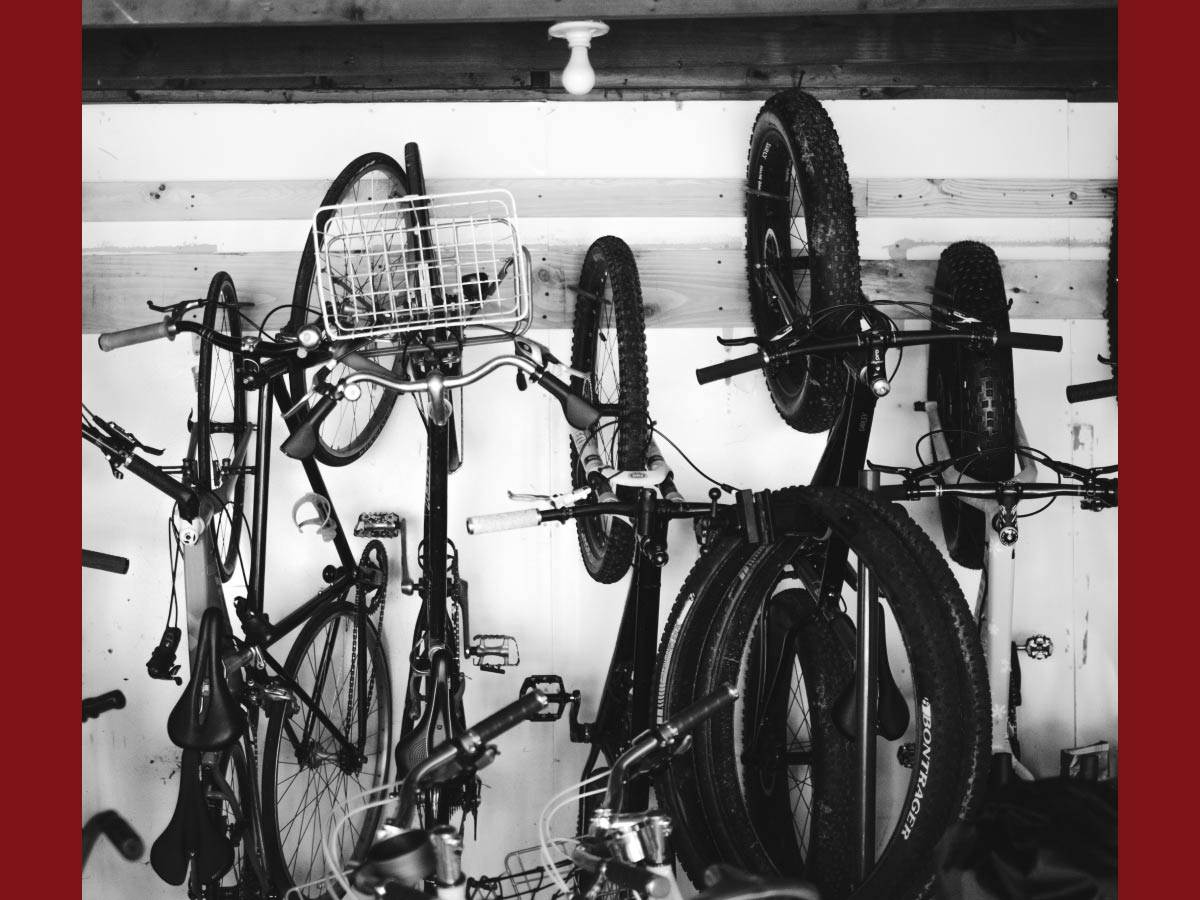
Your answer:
927,241 -> 1016,569
745,89 -> 862,433
289,153 -> 409,466
195,742 -> 272,899
260,600 -> 393,898
655,487 -> 989,900
194,271 -> 249,583
569,236 -> 650,584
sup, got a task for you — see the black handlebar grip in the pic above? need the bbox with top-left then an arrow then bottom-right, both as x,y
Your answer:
661,683 -> 738,737
280,394 -> 338,459
593,858 -> 670,899
696,352 -> 766,385
537,373 -> 601,430
1066,378 -> 1118,403
83,690 -> 127,722
83,550 -> 130,574
98,320 -> 173,351
463,691 -> 549,746
998,332 -> 1063,352
85,810 -> 145,862
124,455 -> 197,509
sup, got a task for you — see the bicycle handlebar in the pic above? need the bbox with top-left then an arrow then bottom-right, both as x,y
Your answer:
466,508 -> 544,534
602,684 -> 737,813
98,319 -> 174,351
571,848 -> 671,898
282,352 -> 601,461
875,480 -> 1117,507
696,328 -> 1063,386
83,549 -> 130,574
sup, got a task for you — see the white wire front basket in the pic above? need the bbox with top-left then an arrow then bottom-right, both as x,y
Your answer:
313,188 -> 531,341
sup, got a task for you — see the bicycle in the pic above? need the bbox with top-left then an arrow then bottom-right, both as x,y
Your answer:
86,268 -> 399,898
278,144 -> 631,850
874,240 -> 1118,783
327,685 -> 820,900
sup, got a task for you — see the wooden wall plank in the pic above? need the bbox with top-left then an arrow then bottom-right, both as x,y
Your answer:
82,11 -> 1116,102
82,177 -> 1117,222
82,249 -> 1104,333
82,0 -> 1118,28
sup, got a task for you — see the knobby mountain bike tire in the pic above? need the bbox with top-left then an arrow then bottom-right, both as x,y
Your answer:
655,487 -> 990,900
569,236 -> 650,584
194,271 -> 249,583
196,741 -> 271,899
260,600 -> 393,898
927,241 -> 1016,569
745,89 -> 862,433
288,152 -> 410,466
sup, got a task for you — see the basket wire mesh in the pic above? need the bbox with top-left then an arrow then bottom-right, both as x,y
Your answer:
313,189 -> 530,341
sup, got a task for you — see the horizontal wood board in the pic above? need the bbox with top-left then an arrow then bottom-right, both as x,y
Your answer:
82,1 -> 1118,27
82,249 -> 1103,333
83,9 -> 1116,102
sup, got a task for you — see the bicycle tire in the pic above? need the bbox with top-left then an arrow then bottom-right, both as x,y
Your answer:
288,153 -> 409,466
569,236 -> 650,584
260,600 -> 393,898
194,271 -> 249,583
927,241 -> 1016,569
196,742 -> 272,899
745,89 -> 862,433
655,487 -> 989,900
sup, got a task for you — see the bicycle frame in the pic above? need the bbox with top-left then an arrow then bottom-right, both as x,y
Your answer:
923,401 -> 1041,778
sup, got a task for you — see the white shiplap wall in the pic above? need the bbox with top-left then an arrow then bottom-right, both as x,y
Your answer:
82,99 -> 1117,900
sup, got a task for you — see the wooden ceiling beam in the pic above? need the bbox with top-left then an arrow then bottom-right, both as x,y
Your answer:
82,10 -> 1117,103
82,1 -> 1119,29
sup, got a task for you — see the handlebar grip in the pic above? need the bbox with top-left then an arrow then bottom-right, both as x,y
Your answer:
83,550 -> 130,574
661,683 -> 738,736
124,454 -> 197,509
1066,378 -> 1117,403
537,373 -> 601,430
463,691 -> 549,746
997,331 -> 1063,352
280,394 -> 337,459
98,320 -> 173,351
83,690 -> 127,722
696,351 -> 766,385
465,509 -> 543,535
571,852 -> 670,899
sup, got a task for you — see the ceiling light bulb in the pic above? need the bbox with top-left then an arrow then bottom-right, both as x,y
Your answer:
548,20 -> 609,96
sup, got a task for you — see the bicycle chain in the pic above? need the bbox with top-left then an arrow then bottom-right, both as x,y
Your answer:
349,540 -> 388,737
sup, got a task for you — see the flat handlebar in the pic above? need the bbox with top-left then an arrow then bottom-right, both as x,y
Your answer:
98,319 -> 174,351
697,328 -> 1063,386
282,353 -> 601,460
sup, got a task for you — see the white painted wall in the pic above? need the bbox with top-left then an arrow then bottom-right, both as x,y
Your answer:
82,99 -> 1117,899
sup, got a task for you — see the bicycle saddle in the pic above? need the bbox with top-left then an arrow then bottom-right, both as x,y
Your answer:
150,748 -> 233,886
167,607 -> 245,751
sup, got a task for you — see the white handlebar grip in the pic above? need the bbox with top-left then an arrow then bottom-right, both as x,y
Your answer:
466,509 -> 543,534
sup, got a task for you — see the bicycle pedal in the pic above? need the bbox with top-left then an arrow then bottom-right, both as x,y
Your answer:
518,675 -> 581,725
469,634 -> 520,673
1018,634 -> 1054,660
355,511 -> 402,539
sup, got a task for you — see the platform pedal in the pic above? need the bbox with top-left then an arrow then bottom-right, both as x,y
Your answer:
518,675 -> 587,741
354,511 -> 402,539
469,635 -> 520,674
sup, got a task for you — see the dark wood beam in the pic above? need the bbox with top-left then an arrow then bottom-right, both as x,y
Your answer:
82,10 -> 1118,102
82,1 -> 1119,28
